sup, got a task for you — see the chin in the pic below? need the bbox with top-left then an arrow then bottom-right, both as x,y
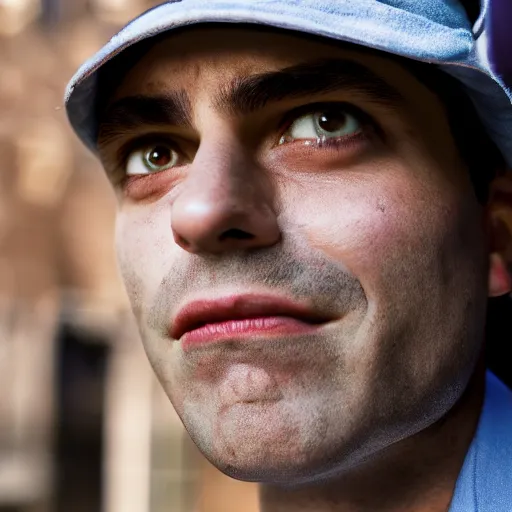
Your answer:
203,446 -> 331,485
180,399 -> 353,485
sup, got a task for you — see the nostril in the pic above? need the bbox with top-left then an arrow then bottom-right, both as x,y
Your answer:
218,229 -> 255,242
174,233 -> 191,248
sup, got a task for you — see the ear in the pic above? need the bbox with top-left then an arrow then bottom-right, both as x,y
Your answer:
487,174 -> 512,297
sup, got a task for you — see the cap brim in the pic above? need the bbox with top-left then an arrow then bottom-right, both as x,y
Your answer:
65,0 -> 512,167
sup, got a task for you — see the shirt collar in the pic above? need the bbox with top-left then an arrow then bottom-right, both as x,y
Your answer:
449,371 -> 512,512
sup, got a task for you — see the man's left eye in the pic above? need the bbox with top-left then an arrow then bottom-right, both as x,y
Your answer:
280,106 -> 363,144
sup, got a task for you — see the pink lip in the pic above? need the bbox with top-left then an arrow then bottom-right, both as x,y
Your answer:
170,294 -> 329,350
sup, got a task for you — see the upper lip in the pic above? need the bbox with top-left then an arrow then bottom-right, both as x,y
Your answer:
170,293 -> 329,340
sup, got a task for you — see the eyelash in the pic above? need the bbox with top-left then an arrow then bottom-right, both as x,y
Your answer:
118,135 -> 180,167
110,134 -> 182,186
277,101 -> 379,144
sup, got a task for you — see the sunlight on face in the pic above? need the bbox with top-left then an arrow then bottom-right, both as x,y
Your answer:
98,26 -> 489,482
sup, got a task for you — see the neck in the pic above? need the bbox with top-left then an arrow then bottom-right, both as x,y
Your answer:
260,368 -> 485,512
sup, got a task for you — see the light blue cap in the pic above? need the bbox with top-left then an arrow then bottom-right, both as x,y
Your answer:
65,0 -> 512,167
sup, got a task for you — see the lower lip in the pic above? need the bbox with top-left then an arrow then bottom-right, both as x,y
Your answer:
180,316 -> 319,351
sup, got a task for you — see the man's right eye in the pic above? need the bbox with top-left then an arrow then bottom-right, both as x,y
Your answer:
126,143 -> 181,176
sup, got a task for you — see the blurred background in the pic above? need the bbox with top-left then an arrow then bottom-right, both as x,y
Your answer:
0,1 -> 259,511
0,2 -> 511,512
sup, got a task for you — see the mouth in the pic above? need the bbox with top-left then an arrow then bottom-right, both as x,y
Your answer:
170,294 -> 331,350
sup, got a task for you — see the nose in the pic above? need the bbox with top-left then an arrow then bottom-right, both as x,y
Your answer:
170,143 -> 281,254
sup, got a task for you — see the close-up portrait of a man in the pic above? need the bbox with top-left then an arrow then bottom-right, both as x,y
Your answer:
63,0 -> 512,511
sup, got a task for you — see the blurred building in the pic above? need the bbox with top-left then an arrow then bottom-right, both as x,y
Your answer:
0,1 -> 258,511
1,2 -> 512,512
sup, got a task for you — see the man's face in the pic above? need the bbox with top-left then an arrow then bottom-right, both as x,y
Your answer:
98,27 -> 490,482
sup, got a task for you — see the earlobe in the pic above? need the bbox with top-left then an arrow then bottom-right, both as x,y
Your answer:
489,252 -> 512,297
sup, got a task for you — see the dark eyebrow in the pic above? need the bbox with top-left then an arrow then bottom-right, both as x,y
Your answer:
98,58 -> 403,149
98,90 -> 192,148
215,58 -> 404,115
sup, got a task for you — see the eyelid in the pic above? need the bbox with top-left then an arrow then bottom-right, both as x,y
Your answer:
277,101 -> 379,140
117,133 -> 185,171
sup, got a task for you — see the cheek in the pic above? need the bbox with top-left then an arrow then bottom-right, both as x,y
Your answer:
287,168 -> 486,425
296,165 -> 486,364
115,202 -> 177,316
295,172 -> 468,295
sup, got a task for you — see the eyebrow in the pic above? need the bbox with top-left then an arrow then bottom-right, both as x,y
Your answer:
98,58 -> 403,148
216,58 -> 403,115
98,90 -> 192,146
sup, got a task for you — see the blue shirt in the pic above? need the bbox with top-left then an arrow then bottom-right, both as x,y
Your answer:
450,372 -> 512,511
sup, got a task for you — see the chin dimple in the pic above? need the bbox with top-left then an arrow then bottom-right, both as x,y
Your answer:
218,363 -> 283,407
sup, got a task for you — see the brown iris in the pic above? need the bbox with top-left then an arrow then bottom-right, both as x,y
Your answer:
317,111 -> 350,134
145,145 -> 173,170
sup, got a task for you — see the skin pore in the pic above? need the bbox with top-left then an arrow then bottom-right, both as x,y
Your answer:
97,26 -> 508,511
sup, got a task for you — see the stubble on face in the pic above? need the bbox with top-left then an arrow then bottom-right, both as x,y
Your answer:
104,27 -> 489,483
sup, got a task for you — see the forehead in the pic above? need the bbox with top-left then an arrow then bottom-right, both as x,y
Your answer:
113,26 -> 422,101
